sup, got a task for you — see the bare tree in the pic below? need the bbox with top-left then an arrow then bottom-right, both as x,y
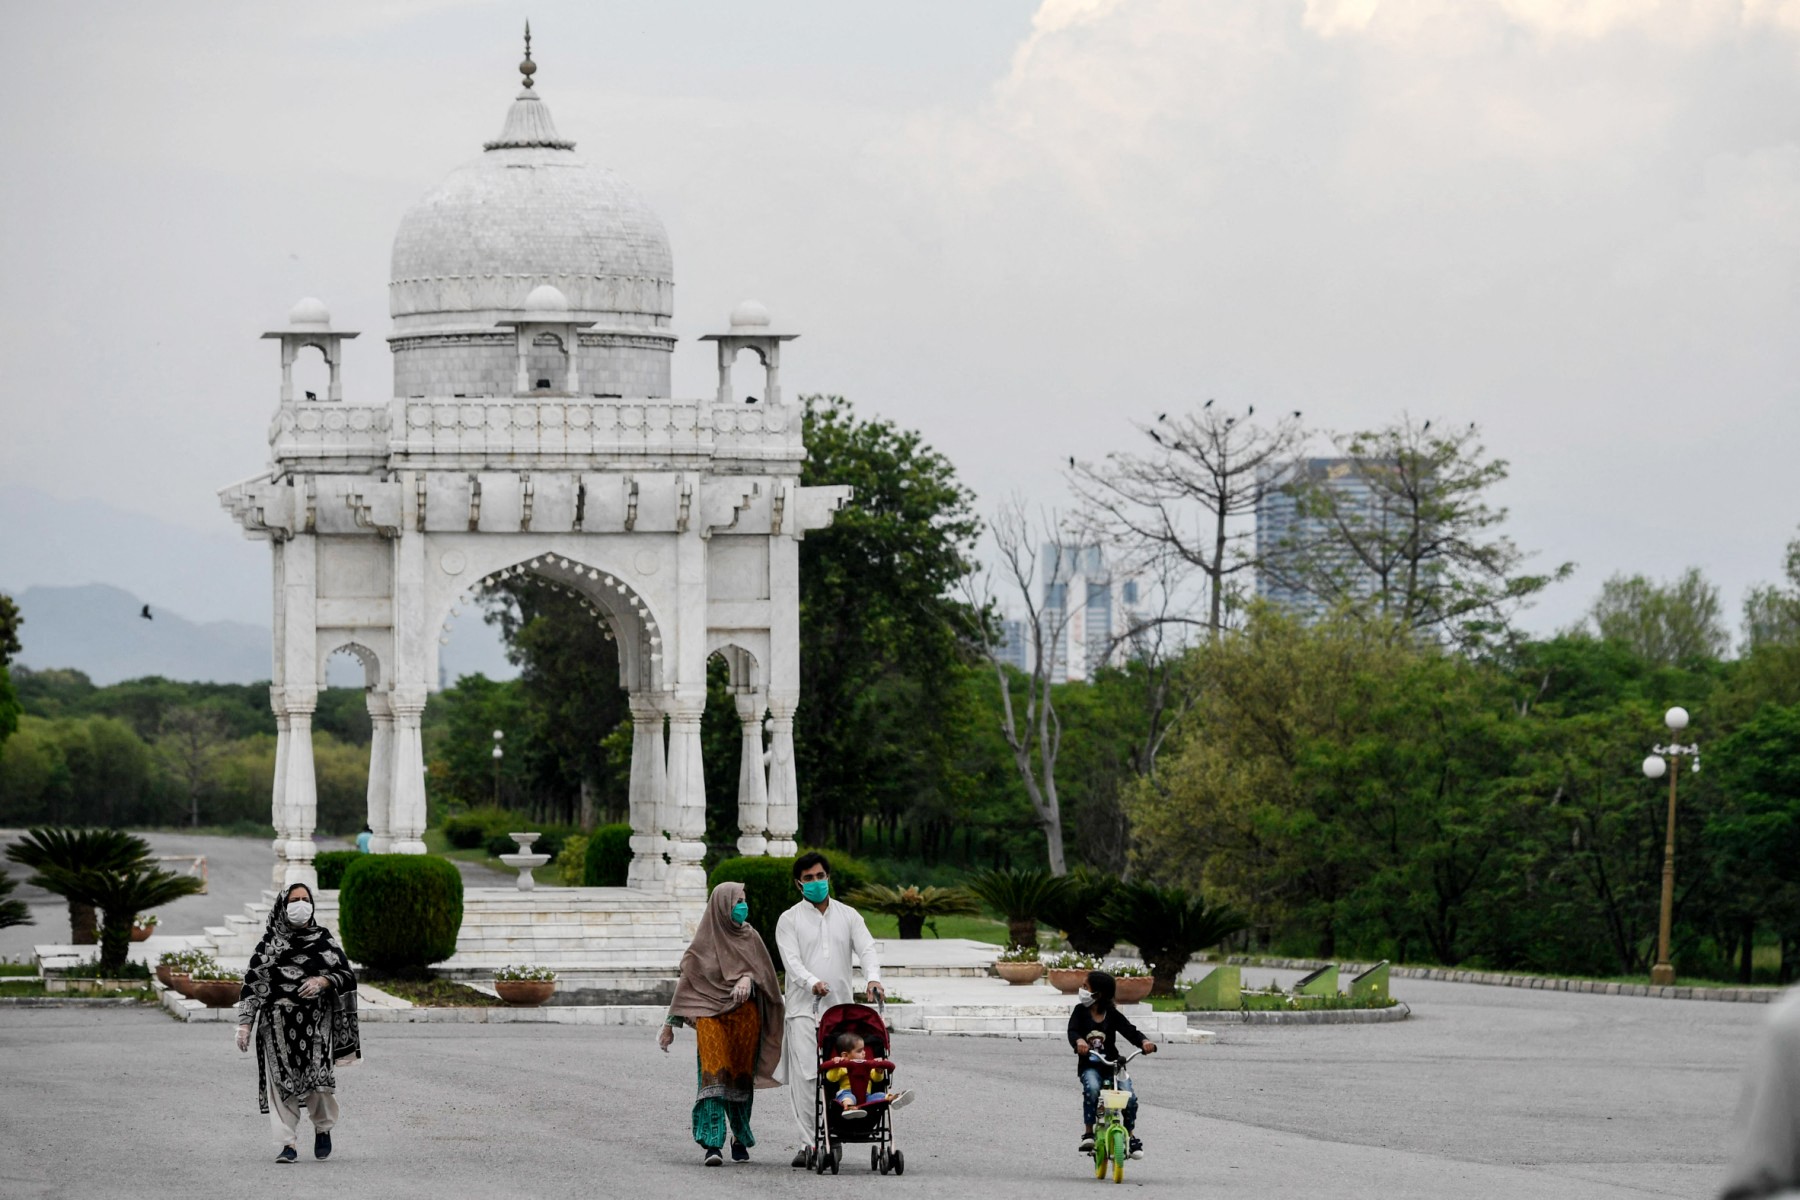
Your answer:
1266,419 -> 1572,647
1105,550 -> 1202,784
964,500 -> 1076,875
1070,406 -> 1308,641
157,706 -> 231,828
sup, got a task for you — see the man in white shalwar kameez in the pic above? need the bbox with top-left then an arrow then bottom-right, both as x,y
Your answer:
774,851 -> 883,1166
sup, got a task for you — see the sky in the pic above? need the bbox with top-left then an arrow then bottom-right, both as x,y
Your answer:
2,0 -> 1798,648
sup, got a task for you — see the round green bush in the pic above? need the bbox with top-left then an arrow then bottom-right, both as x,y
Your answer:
583,823 -> 633,887
707,848 -> 870,973
313,850 -> 361,891
339,855 -> 464,972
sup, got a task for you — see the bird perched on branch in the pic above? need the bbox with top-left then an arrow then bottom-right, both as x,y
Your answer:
1422,420 -> 1432,432
1157,412 -> 1168,422
1068,456 -> 1076,468
1247,405 -> 1255,416
1292,410 -> 1303,418
1148,430 -> 1164,446
1204,398 -> 1214,409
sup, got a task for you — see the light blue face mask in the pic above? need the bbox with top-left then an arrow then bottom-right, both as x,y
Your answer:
801,878 -> 831,904
730,901 -> 749,925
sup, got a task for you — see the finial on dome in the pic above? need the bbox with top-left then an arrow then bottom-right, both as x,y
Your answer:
520,21 -> 536,89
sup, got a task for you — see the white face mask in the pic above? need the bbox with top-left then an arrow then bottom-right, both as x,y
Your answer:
285,900 -> 313,925
1077,988 -> 1093,1004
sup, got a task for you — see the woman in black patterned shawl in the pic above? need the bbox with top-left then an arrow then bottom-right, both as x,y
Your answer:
235,882 -> 360,1163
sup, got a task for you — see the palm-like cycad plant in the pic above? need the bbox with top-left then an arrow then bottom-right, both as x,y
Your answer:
1101,882 -> 1248,996
0,868 -> 32,930
34,864 -> 204,973
5,828 -> 153,945
1040,868 -> 1123,957
967,867 -> 1071,949
844,884 -> 981,939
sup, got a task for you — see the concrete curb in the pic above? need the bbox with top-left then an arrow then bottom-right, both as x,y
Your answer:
1187,1003 -> 1411,1026
1205,956 -> 1779,1004
0,996 -> 154,1008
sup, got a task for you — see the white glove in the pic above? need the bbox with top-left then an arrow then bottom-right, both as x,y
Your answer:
236,1025 -> 251,1053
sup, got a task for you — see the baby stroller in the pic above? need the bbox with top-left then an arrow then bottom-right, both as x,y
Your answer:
810,1001 -> 905,1176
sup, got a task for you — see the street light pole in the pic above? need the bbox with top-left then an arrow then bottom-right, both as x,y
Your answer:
1642,707 -> 1700,987
492,729 -> 505,807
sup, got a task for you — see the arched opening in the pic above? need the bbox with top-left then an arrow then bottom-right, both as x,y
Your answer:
528,332 -> 568,393
730,345 -> 768,406
292,342 -> 332,402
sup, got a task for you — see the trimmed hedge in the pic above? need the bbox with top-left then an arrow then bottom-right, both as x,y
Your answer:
339,855 -> 463,972
583,824 -> 633,887
442,807 -> 511,849
313,850 -> 361,891
708,849 -> 873,973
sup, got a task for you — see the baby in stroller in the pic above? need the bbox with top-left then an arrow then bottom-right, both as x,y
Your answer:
811,1002 -> 908,1175
823,1031 -> 893,1116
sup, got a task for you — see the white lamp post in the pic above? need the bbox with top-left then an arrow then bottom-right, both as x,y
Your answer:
1643,707 -> 1700,987
492,729 -> 505,806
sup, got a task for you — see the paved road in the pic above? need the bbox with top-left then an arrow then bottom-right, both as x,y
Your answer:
0,975 -> 1762,1199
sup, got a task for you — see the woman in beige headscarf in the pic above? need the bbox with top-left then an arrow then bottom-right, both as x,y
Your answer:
658,881 -> 785,1167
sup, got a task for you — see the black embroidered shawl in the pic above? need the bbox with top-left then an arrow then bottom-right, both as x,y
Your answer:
237,886 -> 359,1111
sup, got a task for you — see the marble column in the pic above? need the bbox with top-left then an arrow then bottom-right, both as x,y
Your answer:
269,687 -> 291,890
663,695 -> 709,907
281,688 -> 319,889
735,692 -> 769,857
765,695 -> 800,857
387,688 -> 429,855
365,691 -> 395,854
626,694 -> 668,889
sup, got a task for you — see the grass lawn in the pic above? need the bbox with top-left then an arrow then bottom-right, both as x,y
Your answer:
1200,953 -> 1784,992
0,963 -> 40,977
0,980 -> 154,999
368,977 -> 507,1007
859,913 -> 1010,945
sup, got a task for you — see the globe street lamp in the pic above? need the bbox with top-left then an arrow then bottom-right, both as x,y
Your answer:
1642,707 -> 1700,987
492,729 -> 505,806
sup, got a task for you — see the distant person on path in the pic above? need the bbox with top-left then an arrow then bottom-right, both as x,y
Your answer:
659,881 -> 785,1167
1720,990 -> 1800,1198
235,882 -> 360,1163
354,824 -> 373,854
774,852 -> 884,1166
1070,970 -> 1156,1160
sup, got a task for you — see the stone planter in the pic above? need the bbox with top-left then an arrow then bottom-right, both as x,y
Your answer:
130,923 -> 156,943
168,972 -> 196,998
897,914 -> 926,940
994,961 -> 1044,986
1047,967 -> 1088,994
188,979 -> 243,1008
155,964 -> 177,988
1114,976 -> 1154,1004
495,979 -> 556,1006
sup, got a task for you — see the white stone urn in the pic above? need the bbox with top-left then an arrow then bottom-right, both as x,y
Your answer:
498,832 -> 552,891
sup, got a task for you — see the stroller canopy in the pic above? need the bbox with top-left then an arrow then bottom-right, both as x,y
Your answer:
817,1003 -> 890,1056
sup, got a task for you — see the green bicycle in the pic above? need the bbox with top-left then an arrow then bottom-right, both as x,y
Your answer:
1090,1046 -> 1143,1184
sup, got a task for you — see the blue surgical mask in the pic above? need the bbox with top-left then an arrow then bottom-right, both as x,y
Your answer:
801,879 -> 831,904
731,901 -> 749,925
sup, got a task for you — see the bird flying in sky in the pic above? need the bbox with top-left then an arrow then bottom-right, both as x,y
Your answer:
140,605 -> 153,620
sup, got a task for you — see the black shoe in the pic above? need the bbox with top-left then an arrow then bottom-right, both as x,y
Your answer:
703,1147 -> 724,1167
791,1148 -> 811,1168
314,1131 -> 332,1160
730,1140 -> 749,1163
1128,1137 -> 1144,1160
276,1146 -> 297,1164
1078,1133 -> 1095,1153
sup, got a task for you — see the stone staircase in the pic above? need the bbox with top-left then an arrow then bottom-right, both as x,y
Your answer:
195,887 -> 688,977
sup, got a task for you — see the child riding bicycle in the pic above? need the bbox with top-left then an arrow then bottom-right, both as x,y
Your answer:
1068,970 -> 1157,1158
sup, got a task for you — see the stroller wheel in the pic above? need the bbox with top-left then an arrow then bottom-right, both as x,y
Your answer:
814,1145 -> 828,1175
872,1147 -> 881,1173
892,1149 -> 905,1176
829,1146 -> 841,1175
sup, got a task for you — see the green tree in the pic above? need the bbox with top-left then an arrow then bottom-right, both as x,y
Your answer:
0,867 -> 32,930
156,705 -> 231,828
795,395 -> 981,845
1589,568 -> 1730,668
0,593 -> 21,751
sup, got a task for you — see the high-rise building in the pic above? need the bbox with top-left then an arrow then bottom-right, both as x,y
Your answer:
1255,457 -> 1383,620
994,618 -> 1030,673
1040,544 -> 1141,683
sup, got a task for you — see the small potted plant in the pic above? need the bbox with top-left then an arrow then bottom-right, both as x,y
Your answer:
154,947 -> 189,989
494,964 -> 557,1006
993,944 -> 1044,986
1044,951 -> 1100,993
130,913 -> 160,943
185,962 -> 245,1008
165,950 -> 218,998
1107,961 -> 1154,1004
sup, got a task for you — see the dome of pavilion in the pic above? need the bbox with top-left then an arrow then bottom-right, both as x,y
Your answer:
388,78 -> 674,339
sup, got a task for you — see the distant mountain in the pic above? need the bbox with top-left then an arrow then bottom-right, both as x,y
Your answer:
11,584 -> 271,685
